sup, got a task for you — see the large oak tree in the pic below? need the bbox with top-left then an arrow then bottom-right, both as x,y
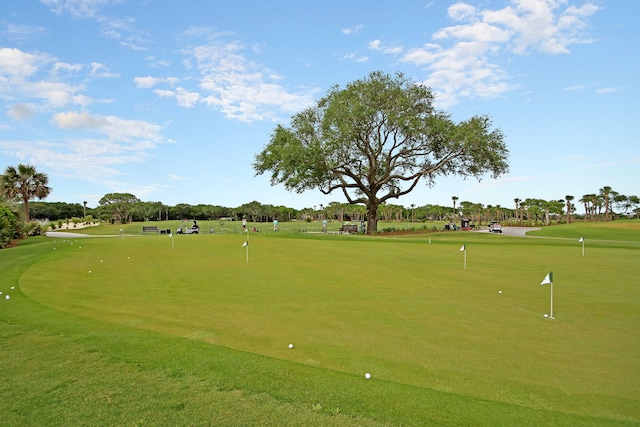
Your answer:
254,71 -> 509,233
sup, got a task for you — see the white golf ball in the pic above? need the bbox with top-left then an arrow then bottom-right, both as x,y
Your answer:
11,286 -> 14,290
365,373 -> 371,379
544,313 -> 549,318
5,295 -> 9,300
498,290 -> 502,294
288,344 -> 294,349
89,271 -> 92,274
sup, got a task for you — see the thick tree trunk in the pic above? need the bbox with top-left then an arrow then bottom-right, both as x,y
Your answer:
367,201 -> 379,233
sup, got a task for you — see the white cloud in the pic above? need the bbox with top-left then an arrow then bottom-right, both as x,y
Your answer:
4,24 -> 47,43
51,111 -> 164,146
392,0 -> 599,107
0,138 -> 145,182
0,110 -> 169,183
153,87 -> 201,108
145,56 -> 171,68
341,53 -> 369,63
0,47 -> 48,76
434,22 -> 510,44
134,76 -> 179,89
341,25 -> 363,35
482,0 -> 599,55
175,33 -> 319,122
7,103 -> 36,121
368,39 -> 403,55
41,1 -> 150,51
564,84 -> 589,91
89,62 -> 119,78
27,80 -> 83,108
135,76 -> 162,89
168,174 -> 187,181
41,0 -> 116,18
0,48 -> 121,112
595,87 -> 620,94
53,61 -> 83,74
447,3 -> 478,22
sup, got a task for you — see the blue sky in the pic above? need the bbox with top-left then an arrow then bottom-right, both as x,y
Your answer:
1,0 -> 637,212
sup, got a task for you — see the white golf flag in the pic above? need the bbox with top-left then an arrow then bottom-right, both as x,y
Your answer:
541,271 -> 553,286
242,241 -> 248,247
578,237 -> 584,242
459,244 -> 466,252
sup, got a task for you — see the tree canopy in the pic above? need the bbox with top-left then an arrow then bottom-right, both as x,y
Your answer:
0,164 -> 51,222
98,193 -> 140,224
253,71 -> 509,233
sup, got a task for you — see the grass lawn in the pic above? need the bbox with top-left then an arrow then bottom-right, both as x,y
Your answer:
1,220 -> 639,425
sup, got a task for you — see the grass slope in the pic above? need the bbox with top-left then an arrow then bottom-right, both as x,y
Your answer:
2,221 -> 639,425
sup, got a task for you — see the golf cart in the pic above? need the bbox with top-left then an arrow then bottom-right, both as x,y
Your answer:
176,219 -> 200,234
488,221 -> 502,233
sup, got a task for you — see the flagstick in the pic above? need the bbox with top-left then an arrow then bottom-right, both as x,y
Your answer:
246,230 -> 249,263
541,271 -> 555,319
582,239 -> 585,257
549,280 -> 554,319
463,249 -> 467,270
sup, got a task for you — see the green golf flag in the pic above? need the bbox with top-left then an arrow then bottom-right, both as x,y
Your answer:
541,271 -> 553,285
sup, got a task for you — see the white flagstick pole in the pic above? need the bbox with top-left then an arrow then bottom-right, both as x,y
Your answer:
464,248 -> 467,270
460,245 -> 466,270
541,271 -> 554,319
550,279 -> 554,319
246,229 -> 249,263
581,237 -> 585,257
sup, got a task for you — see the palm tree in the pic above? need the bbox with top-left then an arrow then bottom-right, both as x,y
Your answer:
514,198 -> 521,225
451,196 -> 458,220
591,194 -> 601,221
579,195 -> 591,222
0,164 -> 51,222
565,195 -> 574,224
599,186 -> 612,221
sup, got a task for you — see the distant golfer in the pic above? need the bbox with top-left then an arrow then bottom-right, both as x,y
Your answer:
242,216 -> 247,232
322,219 -> 327,233
273,219 -> 278,232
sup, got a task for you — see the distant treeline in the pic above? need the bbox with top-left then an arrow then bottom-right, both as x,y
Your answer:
26,190 -> 639,225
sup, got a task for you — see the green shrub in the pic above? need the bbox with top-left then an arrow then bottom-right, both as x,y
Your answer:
24,222 -> 43,236
0,205 -> 18,248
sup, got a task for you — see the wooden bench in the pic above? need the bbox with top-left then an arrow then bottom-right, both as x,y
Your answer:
142,226 -> 159,233
339,224 -> 359,234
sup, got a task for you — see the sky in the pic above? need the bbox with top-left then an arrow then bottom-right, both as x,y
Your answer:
0,0 -> 638,213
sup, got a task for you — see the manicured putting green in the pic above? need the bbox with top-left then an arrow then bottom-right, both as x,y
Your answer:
17,223 -> 639,424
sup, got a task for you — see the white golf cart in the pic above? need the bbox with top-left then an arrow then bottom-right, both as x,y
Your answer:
488,221 -> 502,233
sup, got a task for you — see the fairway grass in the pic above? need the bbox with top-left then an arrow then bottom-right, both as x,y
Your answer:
2,221 -> 639,425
